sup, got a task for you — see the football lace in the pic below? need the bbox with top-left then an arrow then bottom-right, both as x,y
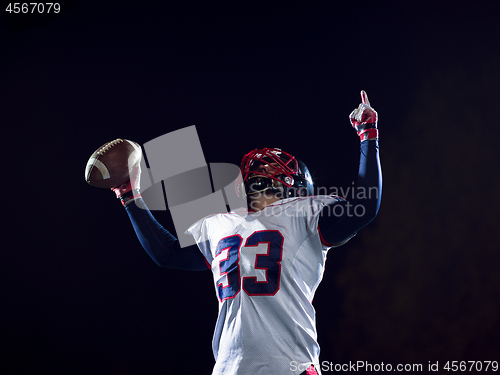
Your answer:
98,138 -> 124,156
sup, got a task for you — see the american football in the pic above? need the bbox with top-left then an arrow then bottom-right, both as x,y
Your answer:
85,139 -> 142,189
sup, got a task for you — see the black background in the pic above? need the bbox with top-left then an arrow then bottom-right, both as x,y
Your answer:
1,1 -> 499,374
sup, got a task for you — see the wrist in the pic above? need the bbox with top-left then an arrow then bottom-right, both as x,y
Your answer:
357,128 -> 379,142
117,189 -> 142,206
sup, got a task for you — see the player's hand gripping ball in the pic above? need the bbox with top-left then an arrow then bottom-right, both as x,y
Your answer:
85,139 -> 142,189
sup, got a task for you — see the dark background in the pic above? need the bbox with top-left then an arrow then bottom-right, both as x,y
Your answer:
1,1 -> 499,374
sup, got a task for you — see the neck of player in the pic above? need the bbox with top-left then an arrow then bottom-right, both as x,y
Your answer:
248,190 -> 282,211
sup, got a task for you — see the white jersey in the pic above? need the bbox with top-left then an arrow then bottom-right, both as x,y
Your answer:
186,195 -> 350,375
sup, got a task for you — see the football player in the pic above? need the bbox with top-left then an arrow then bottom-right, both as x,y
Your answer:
111,91 -> 382,375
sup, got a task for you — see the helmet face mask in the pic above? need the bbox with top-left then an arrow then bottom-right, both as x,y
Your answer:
245,175 -> 284,196
238,148 -> 313,200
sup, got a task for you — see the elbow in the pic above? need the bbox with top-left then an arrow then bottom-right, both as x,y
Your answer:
153,255 -> 176,268
155,259 -> 169,267
148,256 -> 167,267
141,247 -> 171,268
355,199 -> 380,225
358,185 -> 381,222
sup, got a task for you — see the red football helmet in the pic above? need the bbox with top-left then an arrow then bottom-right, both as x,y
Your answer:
238,147 -> 313,198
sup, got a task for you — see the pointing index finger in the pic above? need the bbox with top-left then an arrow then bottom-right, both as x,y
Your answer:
361,90 -> 371,107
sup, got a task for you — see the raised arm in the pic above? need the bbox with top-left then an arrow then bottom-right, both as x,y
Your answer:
318,90 -> 382,246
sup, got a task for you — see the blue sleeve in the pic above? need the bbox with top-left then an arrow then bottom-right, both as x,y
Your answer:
124,199 -> 210,271
318,139 -> 382,245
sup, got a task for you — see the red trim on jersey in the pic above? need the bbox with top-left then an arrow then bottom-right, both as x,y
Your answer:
318,225 -> 354,248
204,257 -> 212,270
318,225 -> 336,247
